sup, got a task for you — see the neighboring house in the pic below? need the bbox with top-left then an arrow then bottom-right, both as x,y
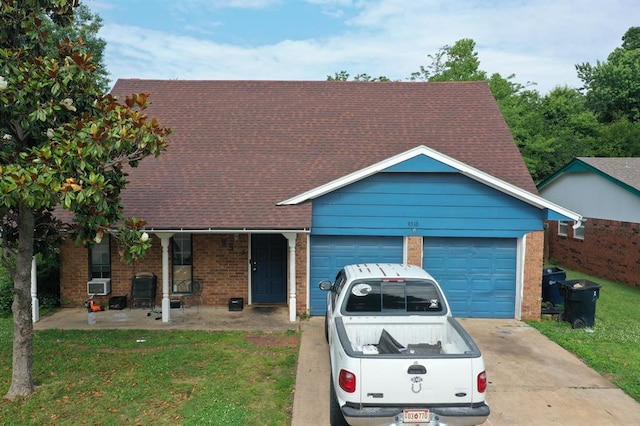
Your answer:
59,80 -> 582,322
538,157 -> 640,288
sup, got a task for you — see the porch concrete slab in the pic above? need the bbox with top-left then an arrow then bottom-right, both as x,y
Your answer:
33,306 -> 297,332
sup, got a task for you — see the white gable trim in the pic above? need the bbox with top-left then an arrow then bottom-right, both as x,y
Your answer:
278,145 -> 583,224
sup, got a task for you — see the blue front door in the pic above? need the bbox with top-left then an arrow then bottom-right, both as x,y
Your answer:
251,234 -> 287,304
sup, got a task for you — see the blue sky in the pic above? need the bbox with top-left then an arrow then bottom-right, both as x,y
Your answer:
87,0 -> 639,94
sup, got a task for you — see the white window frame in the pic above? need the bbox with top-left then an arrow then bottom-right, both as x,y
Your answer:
558,221 -> 568,237
573,222 -> 585,240
172,233 -> 193,290
90,237 -> 111,279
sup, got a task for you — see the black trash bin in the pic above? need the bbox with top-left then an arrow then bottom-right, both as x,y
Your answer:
542,267 -> 566,307
559,279 -> 601,329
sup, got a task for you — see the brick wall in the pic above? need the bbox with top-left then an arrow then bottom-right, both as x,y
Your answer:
547,219 -> 640,288
406,236 -> 423,266
295,234 -> 308,316
59,238 -> 90,307
522,231 -> 544,321
192,234 -> 249,306
59,233 -> 309,314
61,234 -> 163,307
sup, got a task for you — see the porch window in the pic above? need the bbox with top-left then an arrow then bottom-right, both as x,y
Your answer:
558,221 -> 568,236
573,222 -> 585,240
90,237 -> 111,279
172,234 -> 193,292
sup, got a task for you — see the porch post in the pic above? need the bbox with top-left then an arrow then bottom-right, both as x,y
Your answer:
31,256 -> 39,323
283,233 -> 297,322
156,233 -> 174,323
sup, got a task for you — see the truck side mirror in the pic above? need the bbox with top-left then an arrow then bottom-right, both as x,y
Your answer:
318,280 -> 333,291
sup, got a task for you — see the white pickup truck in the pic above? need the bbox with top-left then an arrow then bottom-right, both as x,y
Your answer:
320,263 -> 490,426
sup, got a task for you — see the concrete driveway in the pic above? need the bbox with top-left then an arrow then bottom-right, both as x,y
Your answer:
292,317 -> 640,425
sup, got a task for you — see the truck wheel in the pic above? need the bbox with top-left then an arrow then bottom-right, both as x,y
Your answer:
330,379 -> 349,426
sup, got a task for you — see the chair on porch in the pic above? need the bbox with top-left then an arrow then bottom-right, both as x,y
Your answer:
170,278 -> 203,312
131,272 -> 157,310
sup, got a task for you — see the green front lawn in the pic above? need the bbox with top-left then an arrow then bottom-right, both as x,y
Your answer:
530,267 -> 640,402
0,325 -> 299,425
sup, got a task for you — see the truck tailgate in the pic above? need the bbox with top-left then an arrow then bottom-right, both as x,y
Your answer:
359,356 -> 474,405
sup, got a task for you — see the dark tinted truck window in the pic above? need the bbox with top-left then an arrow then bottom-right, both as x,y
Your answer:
344,280 -> 443,314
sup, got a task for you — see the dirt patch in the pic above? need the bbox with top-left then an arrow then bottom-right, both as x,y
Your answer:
245,334 -> 300,348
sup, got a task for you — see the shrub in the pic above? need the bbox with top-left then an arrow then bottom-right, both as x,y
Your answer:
0,250 -> 61,317
0,266 -> 12,317
36,252 -> 61,309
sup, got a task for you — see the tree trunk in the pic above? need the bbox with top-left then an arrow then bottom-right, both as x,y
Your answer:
4,204 -> 35,400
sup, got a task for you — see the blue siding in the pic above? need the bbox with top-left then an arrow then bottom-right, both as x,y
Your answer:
312,173 -> 543,237
309,236 -> 403,315
546,210 -> 579,221
384,155 -> 458,172
424,238 -> 516,318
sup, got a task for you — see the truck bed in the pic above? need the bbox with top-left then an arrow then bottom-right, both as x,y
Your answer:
339,315 -> 480,357
333,315 -> 485,408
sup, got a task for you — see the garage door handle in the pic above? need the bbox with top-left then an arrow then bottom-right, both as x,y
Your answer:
408,365 -> 426,375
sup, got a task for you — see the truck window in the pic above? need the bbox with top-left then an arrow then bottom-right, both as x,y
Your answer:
346,282 -> 381,312
382,283 -> 405,310
406,282 -> 442,312
344,280 -> 443,314
331,271 -> 347,307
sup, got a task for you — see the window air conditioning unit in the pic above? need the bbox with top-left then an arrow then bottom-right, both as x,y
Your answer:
87,278 -> 111,295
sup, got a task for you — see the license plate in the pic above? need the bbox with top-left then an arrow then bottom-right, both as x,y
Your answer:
403,409 -> 429,423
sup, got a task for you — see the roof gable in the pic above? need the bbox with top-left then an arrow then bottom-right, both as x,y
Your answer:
110,80 -> 540,230
279,145 -> 582,223
538,157 -> 640,197
538,157 -> 640,223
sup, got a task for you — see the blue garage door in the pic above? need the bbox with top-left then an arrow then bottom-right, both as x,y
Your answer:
309,236 -> 403,315
423,238 -> 516,318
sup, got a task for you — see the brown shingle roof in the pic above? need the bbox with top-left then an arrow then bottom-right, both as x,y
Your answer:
110,80 -> 536,230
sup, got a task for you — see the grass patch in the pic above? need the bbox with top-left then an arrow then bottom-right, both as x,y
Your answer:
530,267 -> 640,402
0,324 -> 299,425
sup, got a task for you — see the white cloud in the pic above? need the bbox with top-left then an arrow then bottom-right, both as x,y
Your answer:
99,0 -> 639,93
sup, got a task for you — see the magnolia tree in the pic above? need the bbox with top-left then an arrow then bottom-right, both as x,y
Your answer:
0,0 -> 170,399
